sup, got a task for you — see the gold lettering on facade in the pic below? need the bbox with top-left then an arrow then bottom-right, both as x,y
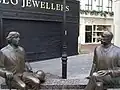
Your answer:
32,0 -> 40,7
10,0 -> 18,5
40,1 -> 45,8
2,0 -> 9,4
56,4 -> 61,11
0,0 -> 70,12
61,5 -> 63,11
26,0 -> 32,7
66,6 -> 69,11
46,2 -> 50,10
21,0 -> 25,7
51,3 -> 55,10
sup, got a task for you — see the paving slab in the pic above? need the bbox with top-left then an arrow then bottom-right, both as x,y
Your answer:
30,54 -> 93,79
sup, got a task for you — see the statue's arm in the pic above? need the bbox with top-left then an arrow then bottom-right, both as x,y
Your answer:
0,51 -> 13,79
25,62 -> 33,72
0,68 -> 6,78
0,68 -> 13,79
107,51 -> 120,77
0,51 -> 6,78
89,47 -> 97,76
21,47 -> 33,72
89,63 -> 96,76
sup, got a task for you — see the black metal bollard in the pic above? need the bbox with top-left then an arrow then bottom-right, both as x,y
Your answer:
62,53 -> 68,79
62,0 -> 67,79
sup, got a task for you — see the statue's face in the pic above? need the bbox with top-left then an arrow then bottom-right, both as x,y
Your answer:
11,35 -> 20,46
101,31 -> 112,45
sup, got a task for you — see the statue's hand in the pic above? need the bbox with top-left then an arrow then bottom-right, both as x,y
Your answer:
97,70 -> 112,76
85,76 -> 91,79
5,71 -> 13,80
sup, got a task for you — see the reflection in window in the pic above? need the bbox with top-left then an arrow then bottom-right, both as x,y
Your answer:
85,0 -> 92,10
96,0 -> 103,11
107,0 -> 113,12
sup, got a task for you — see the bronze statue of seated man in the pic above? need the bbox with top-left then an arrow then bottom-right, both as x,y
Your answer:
85,30 -> 120,90
0,31 -> 45,90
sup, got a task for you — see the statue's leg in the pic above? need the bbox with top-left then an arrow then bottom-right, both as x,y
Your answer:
94,74 -> 112,90
84,75 -> 96,90
22,72 -> 40,90
11,75 -> 26,90
85,73 -> 112,90
95,82 -> 104,90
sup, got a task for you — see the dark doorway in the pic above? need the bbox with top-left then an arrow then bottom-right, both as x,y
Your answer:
2,19 -> 62,61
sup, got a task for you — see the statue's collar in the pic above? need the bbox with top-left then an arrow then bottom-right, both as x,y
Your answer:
102,43 -> 113,48
7,44 -> 19,51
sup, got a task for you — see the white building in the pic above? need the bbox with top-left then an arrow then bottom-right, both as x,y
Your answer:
113,0 -> 120,47
79,0 -> 113,45
78,0 -> 114,53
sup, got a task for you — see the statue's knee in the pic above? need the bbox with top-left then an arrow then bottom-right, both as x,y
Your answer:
92,72 -> 101,79
34,78 -> 40,85
93,72 -> 99,77
35,70 -> 45,82
90,72 -> 97,79
19,83 -> 26,89
96,82 -> 103,87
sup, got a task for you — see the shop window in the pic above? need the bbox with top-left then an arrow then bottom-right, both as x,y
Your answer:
96,0 -> 103,11
85,25 -> 111,43
85,25 -> 92,43
85,0 -> 92,10
106,0 -> 113,12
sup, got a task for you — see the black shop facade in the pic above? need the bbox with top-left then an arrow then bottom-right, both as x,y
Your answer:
0,0 -> 80,62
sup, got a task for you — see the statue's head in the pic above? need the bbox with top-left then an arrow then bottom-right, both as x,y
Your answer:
6,31 -> 20,47
100,30 -> 113,45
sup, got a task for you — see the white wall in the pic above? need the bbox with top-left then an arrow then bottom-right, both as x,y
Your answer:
113,0 -> 120,47
80,0 -> 112,12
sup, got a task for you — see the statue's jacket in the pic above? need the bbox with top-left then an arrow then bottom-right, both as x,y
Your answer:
92,44 -> 120,77
0,44 -> 26,77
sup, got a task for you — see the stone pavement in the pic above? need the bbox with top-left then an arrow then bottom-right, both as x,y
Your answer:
30,53 -> 93,79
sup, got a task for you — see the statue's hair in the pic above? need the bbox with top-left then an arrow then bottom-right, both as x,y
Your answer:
103,30 -> 113,40
108,31 -> 113,39
6,31 -> 20,43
